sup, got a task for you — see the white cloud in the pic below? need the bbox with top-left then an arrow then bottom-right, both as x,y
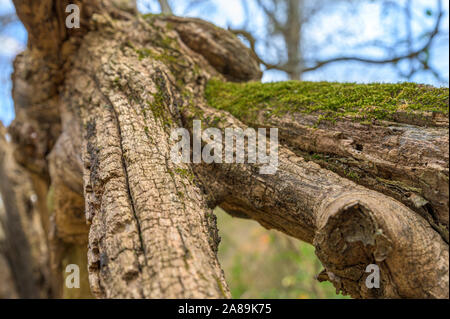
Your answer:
0,35 -> 23,57
0,0 -> 14,13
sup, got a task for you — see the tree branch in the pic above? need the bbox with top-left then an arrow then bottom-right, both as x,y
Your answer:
301,0 -> 444,75
190,84 -> 449,298
158,0 -> 173,14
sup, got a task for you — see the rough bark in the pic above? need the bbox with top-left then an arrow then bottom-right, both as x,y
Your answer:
204,82 -> 449,242
278,114 -> 448,242
3,0 -> 448,299
188,93 -> 448,298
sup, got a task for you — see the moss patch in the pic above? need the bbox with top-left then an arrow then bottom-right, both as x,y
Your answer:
205,79 -> 449,123
135,47 -> 179,64
174,168 -> 194,181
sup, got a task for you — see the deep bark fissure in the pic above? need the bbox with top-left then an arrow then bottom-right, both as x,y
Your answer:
93,72 -> 148,269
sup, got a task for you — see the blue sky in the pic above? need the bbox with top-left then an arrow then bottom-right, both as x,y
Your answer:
0,0 -> 448,126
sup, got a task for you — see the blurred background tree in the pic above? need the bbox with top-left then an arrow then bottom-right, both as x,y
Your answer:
137,0 -> 448,81
0,0 -> 448,299
215,208 -> 346,299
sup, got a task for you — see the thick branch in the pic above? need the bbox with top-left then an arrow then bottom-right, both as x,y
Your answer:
158,0 -> 173,14
190,93 -> 449,298
205,80 -> 449,242
56,15 -> 232,298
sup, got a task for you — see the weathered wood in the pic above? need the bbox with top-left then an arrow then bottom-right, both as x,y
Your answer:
4,0 -> 448,299
204,82 -> 449,241
188,95 -> 449,298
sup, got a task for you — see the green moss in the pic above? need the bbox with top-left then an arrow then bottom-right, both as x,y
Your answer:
375,177 -> 422,193
135,47 -> 180,65
144,126 -> 150,137
345,170 -> 360,181
174,168 -> 194,181
160,35 -> 176,49
167,167 -> 175,177
180,90 -> 205,120
205,79 -> 449,124
142,13 -> 174,30
215,276 -> 228,298
310,153 -> 324,161
147,97 -> 163,118
146,91 -> 173,128
136,48 -> 152,61
142,13 -> 166,20
177,191 -> 185,199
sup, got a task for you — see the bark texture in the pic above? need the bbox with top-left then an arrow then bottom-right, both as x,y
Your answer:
2,0 -> 448,299
190,92 -> 448,298
204,81 -> 449,242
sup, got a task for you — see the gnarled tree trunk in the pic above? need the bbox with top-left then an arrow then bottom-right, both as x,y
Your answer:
1,0 -> 448,299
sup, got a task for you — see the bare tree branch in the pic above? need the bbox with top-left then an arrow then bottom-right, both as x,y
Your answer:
158,0 -> 172,14
302,0 -> 444,76
0,13 -> 16,28
232,0 -> 447,82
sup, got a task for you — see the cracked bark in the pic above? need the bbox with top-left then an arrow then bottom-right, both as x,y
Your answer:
217,102 -> 449,242
2,0 -> 448,298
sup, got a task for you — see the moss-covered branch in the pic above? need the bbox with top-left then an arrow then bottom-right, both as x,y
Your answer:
205,79 -> 449,242
205,79 -> 448,126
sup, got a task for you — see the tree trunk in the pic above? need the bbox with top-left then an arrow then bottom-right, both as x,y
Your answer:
285,0 -> 303,80
0,122 -> 52,298
2,0 -> 448,299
